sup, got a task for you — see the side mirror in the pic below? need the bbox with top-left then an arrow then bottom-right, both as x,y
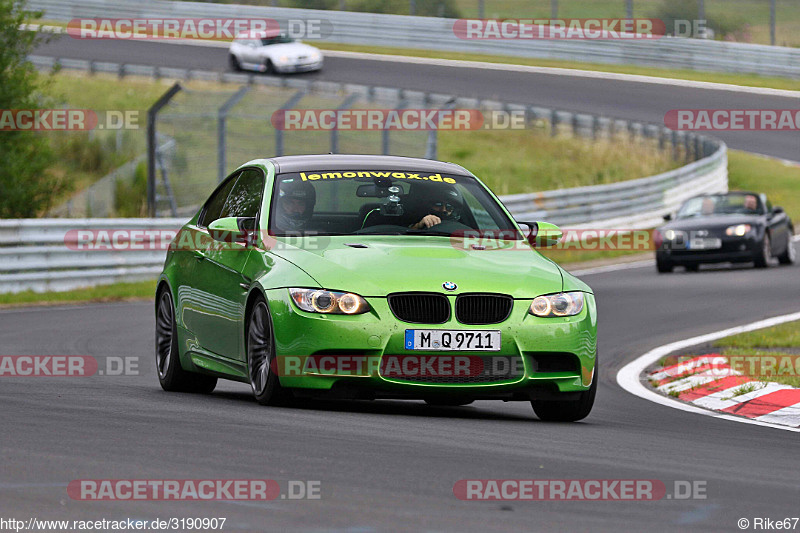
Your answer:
208,217 -> 255,245
773,206 -> 785,214
517,221 -> 562,248
663,213 -> 672,221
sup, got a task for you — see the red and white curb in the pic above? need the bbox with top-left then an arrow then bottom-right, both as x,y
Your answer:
617,311 -> 800,433
649,354 -> 800,427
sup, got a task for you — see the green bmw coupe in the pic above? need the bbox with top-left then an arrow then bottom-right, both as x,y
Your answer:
156,155 -> 597,421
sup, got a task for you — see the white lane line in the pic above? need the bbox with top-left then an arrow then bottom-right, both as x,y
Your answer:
617,311 -> 800,433
568,259 -> 653,277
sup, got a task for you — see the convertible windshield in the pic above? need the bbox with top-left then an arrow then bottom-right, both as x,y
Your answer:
261,36 -> 295,46
677,193 -> 764,218
269,170 -> 521,238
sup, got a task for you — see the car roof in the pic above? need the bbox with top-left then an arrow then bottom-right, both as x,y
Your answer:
236,30 -> 282,39
267,154 -> 472,175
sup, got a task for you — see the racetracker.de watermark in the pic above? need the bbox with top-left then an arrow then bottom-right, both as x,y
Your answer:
270,354 -> 522,378
453,479 -> 707,500
66,18 -> 331,40
665,109 -> 800,131
0,356 -> 138,377
0,110 -> 139,131
453,18 -> 665,39
68,479 -> 321,500
270,109 -> 529,131
62,228 -> 659,253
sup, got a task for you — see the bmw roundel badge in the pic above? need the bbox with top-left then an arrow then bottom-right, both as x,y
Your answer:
442,281 -> 457,291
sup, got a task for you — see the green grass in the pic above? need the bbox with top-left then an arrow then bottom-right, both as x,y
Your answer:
712,320 -> 800,387
714,321 -> 800,349
0,280 -> 156,307
727,151 -> 800,220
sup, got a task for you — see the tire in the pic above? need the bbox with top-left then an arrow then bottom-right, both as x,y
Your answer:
531,361 -> 597,422
246,296 -> 286,405
424,399 -> 474,407
264,59 -> 275,74
229,54 -> 241,72
656,258 -> 673,273
155,289 -> 217,393
778,231 -> 796,265
754,233 -> 772,268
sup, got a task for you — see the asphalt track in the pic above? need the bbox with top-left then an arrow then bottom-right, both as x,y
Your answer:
2,35 -> 797,531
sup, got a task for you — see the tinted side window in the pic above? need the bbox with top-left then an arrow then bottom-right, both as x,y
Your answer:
220,169 -> 265,219
198,174 -> 238,227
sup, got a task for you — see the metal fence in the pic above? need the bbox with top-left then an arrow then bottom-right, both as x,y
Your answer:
28,0 -> 800,78
30,55 -> 720,220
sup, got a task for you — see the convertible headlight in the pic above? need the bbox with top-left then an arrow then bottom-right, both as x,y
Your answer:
289,288 -> 370,315
529,292 -> 585,317
663,229 -> 687,242
725,224 -> 751,237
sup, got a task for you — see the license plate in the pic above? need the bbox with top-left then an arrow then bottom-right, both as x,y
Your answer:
404,330 -> 501,351
688,237 -> 722,250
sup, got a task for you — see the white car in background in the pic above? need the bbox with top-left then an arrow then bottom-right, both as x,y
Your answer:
228,31 -> 323,74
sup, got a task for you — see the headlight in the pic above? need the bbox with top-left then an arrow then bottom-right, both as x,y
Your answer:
663,229 -> 687,241
289,288 -> 370,315
529,292 -> 585,317
725,224 -> 751,237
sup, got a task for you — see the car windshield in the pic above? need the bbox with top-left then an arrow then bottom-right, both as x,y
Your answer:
269,170 -> 522,238
261,36 -> 295,46
677,193 -> 763,218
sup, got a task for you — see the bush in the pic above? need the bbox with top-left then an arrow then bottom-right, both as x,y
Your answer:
0,0 -> 64,218
656,0 -> 748,40
114,161 -> 148,217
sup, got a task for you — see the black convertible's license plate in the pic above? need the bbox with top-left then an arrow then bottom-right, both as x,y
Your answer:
404,330 -> 501,351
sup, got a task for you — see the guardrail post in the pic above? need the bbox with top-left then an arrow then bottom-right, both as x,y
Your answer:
147,82 -> 182,218
275,90 -> 306,157
217,86 -> 250,182
331,93 -> 359,154
426,97 -> 456,160
384,99 -> 409,155
550,109 -> 558,137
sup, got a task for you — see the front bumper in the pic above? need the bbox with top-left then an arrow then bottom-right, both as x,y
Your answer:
264,289 -> 597,398
657,235 -> 760,264
274,59 -> 323,73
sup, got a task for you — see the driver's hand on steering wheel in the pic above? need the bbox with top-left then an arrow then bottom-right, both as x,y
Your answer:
410,214 -> 441,230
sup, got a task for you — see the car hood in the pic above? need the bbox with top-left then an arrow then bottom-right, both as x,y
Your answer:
258,42 -> 318,57
660,214 -> 763,232
265,236 -> 564,298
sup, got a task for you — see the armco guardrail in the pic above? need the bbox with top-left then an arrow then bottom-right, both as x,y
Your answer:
0,140 -> 726,294
0,218 -> 185,293
28,0 -> 800,79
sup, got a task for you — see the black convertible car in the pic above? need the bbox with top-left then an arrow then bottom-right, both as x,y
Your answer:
654,191 -> 795,273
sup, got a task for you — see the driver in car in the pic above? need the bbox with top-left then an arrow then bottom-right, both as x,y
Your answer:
274,179 -> 316,232
409,190 -> 460,230
743,194 -> 759,213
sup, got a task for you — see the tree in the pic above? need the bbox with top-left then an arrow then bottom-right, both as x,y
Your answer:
0,0 -> 63,218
